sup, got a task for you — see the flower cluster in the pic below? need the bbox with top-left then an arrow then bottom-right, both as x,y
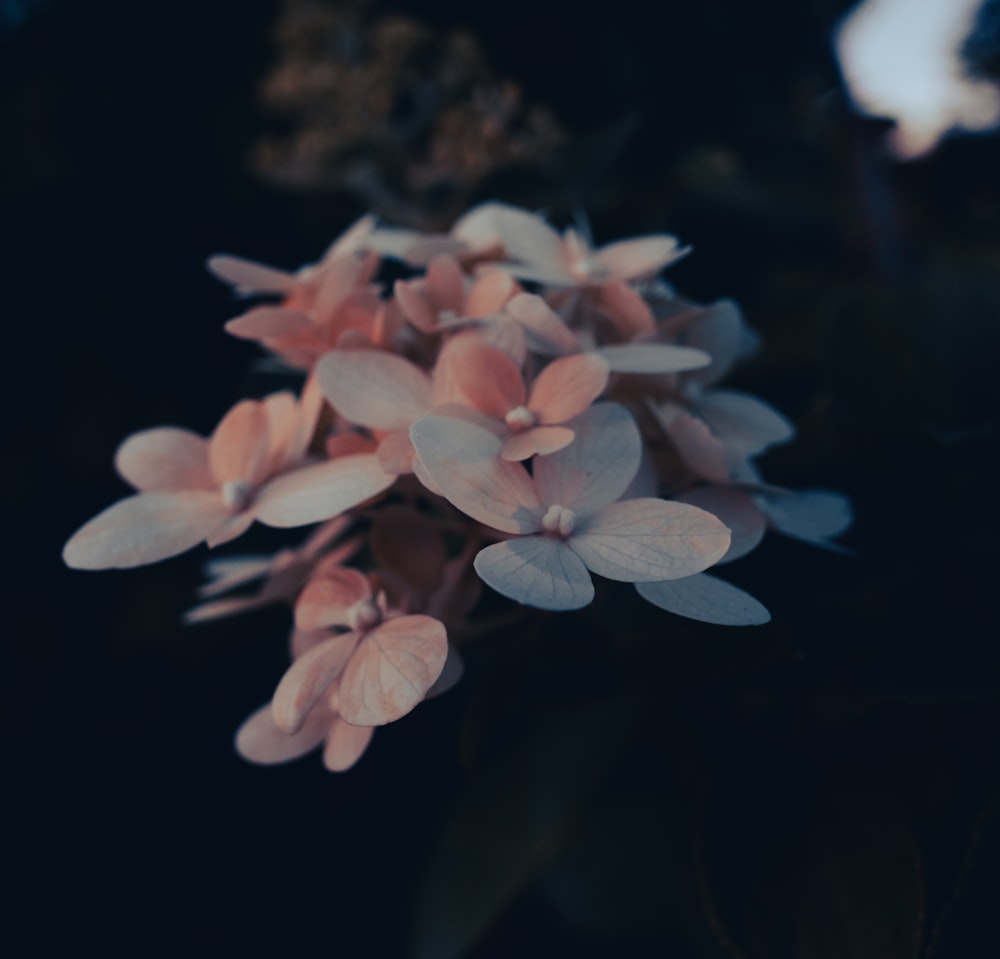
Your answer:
63,202 -> 851,772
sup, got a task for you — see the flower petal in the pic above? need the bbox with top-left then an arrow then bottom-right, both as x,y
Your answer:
454,202 -> 563,269
596,342 -> 711,374
500,426 -> 575,461
114,427 -> 214,492
473,537 -> 594,610
465,270 -> 516,317
569,497 -> 731,582
440,339 -> 525,418
757,490 -> 854,551
295,566 -> 372,630
316,349 -> 431,429
504,293 -> 578,355
207,254 -> 295,294
322,718 -> 374,772
596,235 -> 688,279
696,389 -> 795,457
209,400 -> 271,486
528,353 -> 608,424
409,415 -> 542,534
235,701 -> 332,765
337,615 -> 448,726
675,486 -> 767,563
63,491 -> 227,570
533,402 -> 641,514
655,403 -> 730,483
426,254 -> 466,313
253,455 -> 396,528
636,573 -> 771,625
224,306 -> 313,340
272,632 -> 361,733
596,280 -> 656,338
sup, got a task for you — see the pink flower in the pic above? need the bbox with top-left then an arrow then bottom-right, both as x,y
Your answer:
275,567 -> 449,728
432,336 -> 610,460
410,403 -> 731,610
63,384 -> 395,570
393,253 -> 516,335
209,218 -> 394,369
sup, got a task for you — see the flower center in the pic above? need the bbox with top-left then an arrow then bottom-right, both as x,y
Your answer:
504,405 -> 537,431
541,504 -> 577,537
346,598 -> 382,632
221,480 -> 253,512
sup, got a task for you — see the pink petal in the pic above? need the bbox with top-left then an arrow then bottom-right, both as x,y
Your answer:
337,615 -> 448,726
533,402 -> 641,515
675,486 -> 766,563
596,342 -> 711,374
595,235 -> 688,279
224,306 -> 313,340
569,497 -> 731,582
235,702 -> 332,765
253,455 -> 396,528
322,718 -> 374,772
528,353 -> 609,424
503,293 -> 578,355
597,280 -> 656,338
473,537 -> 594,610
282,370 -> 326,467
636,573 -> 771,625
316,350 -> 431,430
209,400 -> 271,486
394,277 -> 439,333
197,555 -> 275,598
114,427 -> 214,492
409,415 -> 542,534
655,404 -> 730,483
314,254 -> 371,315
464,270 -> 516,317
295,566 -> 372,630
696,389 -> 795,456
468,317 -> 528,367
183,595 -> 268,624
442,339 -> 525,418
326,431 -> 378,458
375,429 -> 417,475
500,426 -> 575,461
62,491 -> 227,570
426,254 -> 467,313
272,632 -> 361,733
262,391 -> 299,468
207,254 -> 295,294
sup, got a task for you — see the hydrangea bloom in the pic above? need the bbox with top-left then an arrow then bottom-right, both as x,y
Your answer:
63,201 -> 851,770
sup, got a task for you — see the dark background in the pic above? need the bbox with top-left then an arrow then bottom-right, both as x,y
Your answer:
4,0 -> 999,956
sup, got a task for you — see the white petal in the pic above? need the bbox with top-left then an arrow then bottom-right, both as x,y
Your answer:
636,573 -> 771,625
569,498 -> 731,582
409,415 -> 542,534
473,537 -> 594,610
596,342 -> 711,374
533,403 -> 641,514
757,490 -> 854,551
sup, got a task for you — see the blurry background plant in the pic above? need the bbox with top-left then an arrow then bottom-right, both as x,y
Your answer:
5,0 -> 1000,957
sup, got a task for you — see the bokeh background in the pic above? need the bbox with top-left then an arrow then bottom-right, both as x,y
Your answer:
4,0 -> 999,955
